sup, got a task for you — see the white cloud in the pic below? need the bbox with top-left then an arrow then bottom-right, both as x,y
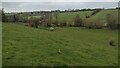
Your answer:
1,0 -> 120,2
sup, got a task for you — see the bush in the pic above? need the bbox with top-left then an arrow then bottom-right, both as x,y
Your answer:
25,23 -> 29,26
84,18 -> 105,29
67,22 -> 74,27
28,17 -> 40,28
59,20 -> 67,27
86,16 -> 90,18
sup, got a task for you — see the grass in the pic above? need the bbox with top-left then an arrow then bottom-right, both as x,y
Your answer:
0,22 -> 2,66
52,9 -> 118,26
28,11 -> 93,24
2,23 -> 118,66
28,16 -> 41,19
19,9 -> 118,25
86,9 -> 118,24
59,11 -> 93,22
58,11 -> 93,23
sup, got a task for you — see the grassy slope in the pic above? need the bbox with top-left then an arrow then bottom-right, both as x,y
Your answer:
30,11 -> 93,24
52,9 -> 117,25
58,11 -> 93,23
3,23 -> 118,66
28,16 -> 41,19
0,22 -> 2,66
86,9 -> 118,24
27,9 -> 117,25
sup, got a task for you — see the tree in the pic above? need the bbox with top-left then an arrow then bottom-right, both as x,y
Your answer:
2,8 -> 7,22
54,12 -> 59,26
49,14 -> 53,26
0,9 -> 1,21
22,13 -> 29,23
74,14 -> 82,27
13,14 -> 19,22
106,14 -> 117,29
29,17 -> 40,28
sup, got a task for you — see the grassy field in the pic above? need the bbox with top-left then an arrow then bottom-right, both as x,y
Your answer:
28,11 -> 93,24
58,11 -> 93,23
2,23 -> 118,66
0,22 -> 2,66
86,9 -> 118,25
28,16 -> 41,19
15,9 -> 118,25
51,9 -> 118,25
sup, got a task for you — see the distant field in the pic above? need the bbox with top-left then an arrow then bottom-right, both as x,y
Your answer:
28,11 -> 93,23
28,16 -> 41,19
6,9 -> 117,27
86,9 -> 118,25
3,23 -> 118,66
29,9 -> 118,25
58,9 -> 118,25
58,11 -> 93,23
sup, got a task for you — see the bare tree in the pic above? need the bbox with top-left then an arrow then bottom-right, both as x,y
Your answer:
2,8 -> 7,22
106,14 -> 117,29
74,14 -> 82,27
54,12 -> 59,26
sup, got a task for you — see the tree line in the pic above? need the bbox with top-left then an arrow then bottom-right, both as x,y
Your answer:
1,8 -> 119,30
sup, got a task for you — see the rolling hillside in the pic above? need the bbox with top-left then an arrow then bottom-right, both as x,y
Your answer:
3,23 -> 118,66
85,9 -> 118,25
52,9 -> 118,26
6,9 -> 118,26
58,11 -> 93,23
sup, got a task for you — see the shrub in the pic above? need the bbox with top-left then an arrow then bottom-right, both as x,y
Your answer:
59,20 -> 67,27
86,16 -> 90,18
67,22 -> 74,27
25,23 -> 29,26
28,17 -> 40,28
85,18 -> 105,29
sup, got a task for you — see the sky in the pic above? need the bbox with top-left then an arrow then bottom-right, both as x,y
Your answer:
0,1 -> 2,9
1,0 -> 120,12
1,0 -> 120,2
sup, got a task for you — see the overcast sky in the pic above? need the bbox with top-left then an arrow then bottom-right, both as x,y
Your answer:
0,1 -> 2,9
1,0 -> 120,2
1,0 -> 119,12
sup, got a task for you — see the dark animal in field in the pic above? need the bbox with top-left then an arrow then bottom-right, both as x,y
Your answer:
109,40 -> 115,46
109,38 -> 116,46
